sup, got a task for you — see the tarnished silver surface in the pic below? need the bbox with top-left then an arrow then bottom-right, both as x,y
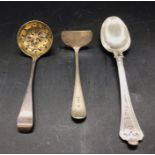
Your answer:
100,16 -> 144,145
61,31 -> 93,119
17,20 -> 53,132
17,60 -> 36,132
115,55 -> 144,145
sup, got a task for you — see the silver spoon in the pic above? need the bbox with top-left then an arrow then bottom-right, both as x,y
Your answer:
17,20 -> 53,132
61,30 -> 93,119
100,16 -> 144,145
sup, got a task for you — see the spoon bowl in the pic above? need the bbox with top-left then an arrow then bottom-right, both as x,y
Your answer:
100,16 -> 131,54
17,20 -> 53,60
61,30 -> 92,49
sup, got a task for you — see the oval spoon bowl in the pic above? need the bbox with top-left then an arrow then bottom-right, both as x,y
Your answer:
100,16 -> 131,54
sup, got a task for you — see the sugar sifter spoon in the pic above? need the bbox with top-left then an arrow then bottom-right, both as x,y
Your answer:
17,20 -> 53,132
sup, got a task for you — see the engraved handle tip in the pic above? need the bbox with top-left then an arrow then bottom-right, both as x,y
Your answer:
120,130 -> 144,146
128,139 -> 139,146
71,106 -> 86,119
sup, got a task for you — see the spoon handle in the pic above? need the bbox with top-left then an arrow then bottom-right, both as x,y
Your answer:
71,47 -> 86,119
115,54 -> 144,145
17,59 -> 37,132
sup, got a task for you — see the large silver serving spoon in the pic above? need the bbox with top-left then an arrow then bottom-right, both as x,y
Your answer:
61,31 -> 93,119
100,16 -> 144,145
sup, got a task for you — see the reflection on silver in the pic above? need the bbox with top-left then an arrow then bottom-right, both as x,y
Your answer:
100,16 -> 144,145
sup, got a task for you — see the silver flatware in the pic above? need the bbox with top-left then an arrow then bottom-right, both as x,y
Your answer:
17,20 -> 53,132
100,16 -> 144,145
61,30 -> 93,119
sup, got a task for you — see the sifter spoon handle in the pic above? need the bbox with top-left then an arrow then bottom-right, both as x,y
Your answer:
17,59 -> 37,132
